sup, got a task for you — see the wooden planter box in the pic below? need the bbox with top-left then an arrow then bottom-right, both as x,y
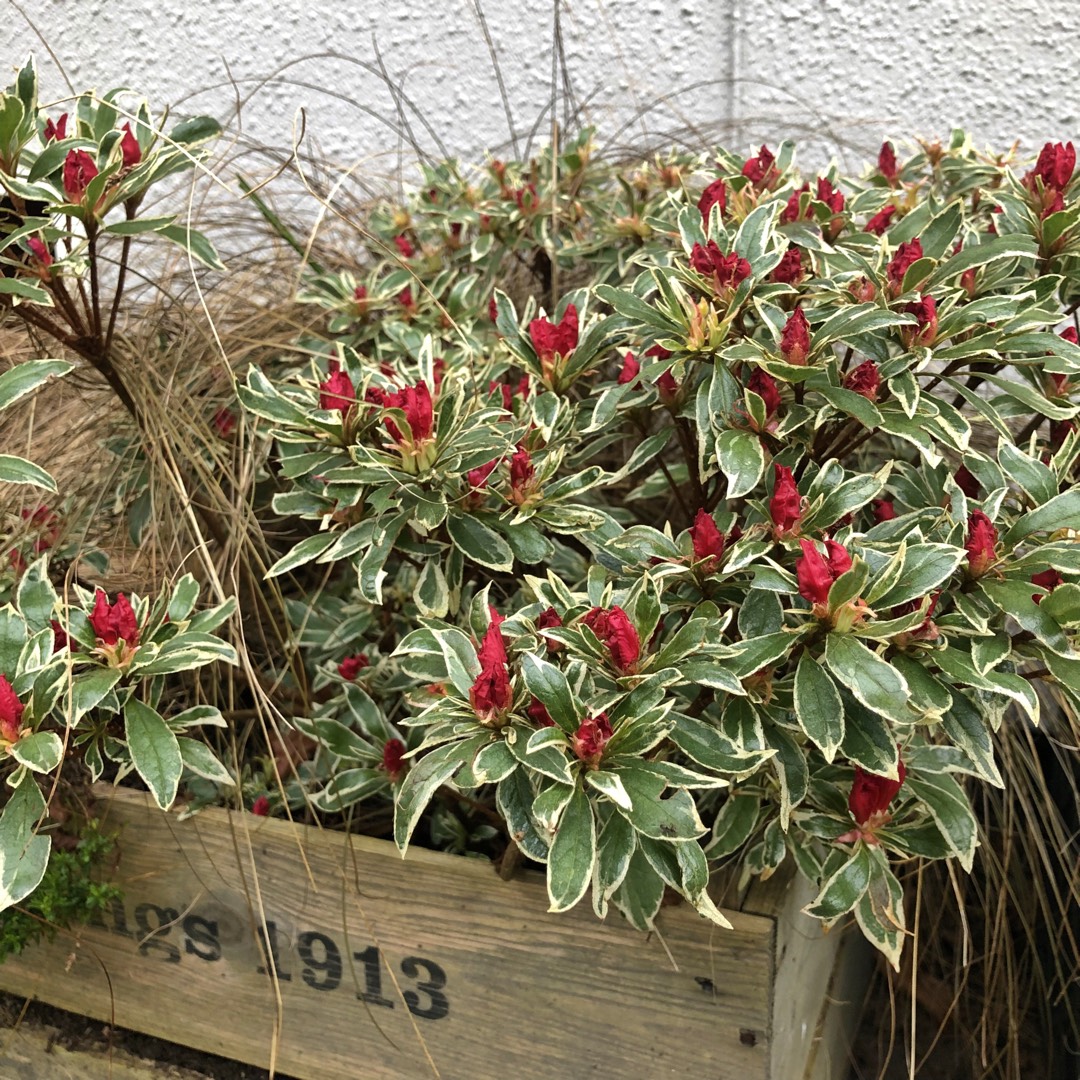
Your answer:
0,787 -> 866,1079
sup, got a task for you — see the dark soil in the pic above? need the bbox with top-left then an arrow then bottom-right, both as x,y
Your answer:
0,991 -> 300,1079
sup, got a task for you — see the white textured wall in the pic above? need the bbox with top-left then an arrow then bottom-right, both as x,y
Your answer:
6,0 -> 1079,174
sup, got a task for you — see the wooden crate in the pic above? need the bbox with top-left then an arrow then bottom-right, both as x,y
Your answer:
0,787 -> 864,1079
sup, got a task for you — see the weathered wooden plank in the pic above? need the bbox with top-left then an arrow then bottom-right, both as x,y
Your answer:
0,786 -> 856,1079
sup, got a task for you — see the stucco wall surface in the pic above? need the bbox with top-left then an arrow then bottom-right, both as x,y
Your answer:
5,0 -> 1079,173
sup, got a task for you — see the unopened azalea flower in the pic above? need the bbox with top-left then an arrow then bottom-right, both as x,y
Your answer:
769,464 -> 802,536
26,235 -> 52,272
741,145 -> 777,189
488,295 -> 499,323
1031,568 -> 1064,604
571,712 -> 613,769
62,149 -> 98,204
865,205 -> 896,236
90,588 -> 140,647
771,246 -> 804,285
781,182 -> 809,224
529,304 -> 578,382
469,608 -> 512,724
319,359 -> 355,414
872,499 -> 897,522
878,141 -> 899,183
690,509 -> 725,573
900,296 -> 938,348
796,538 -> 846,607
527,696 -> 555,728
748,368 -> 782,418
656,368 -> 681,406
780,307 -> 811,365
119,123 -> 141,168
213,407 -> 237,438
689,240 -> 751,294
843,360 -> 881,401
886,238 -> 924,293
954,464 -> 981,498
965,510 -> 998,577
382,738 -> 407,782
842,760 -> 907,843
514,184 -> 538,211
816,176 -> 845,215
509,445 -> 536,504
394,234 -> 415,258
617,351 -> 641,385
385,381 -> 435,446
338,654 -> 369,680
251,795 -> 271,817
582,605 -> 641,674
849,277 -> 877,303
536,607 -> 563,652
465,459 -> 498,506
43,113 -> 68,142
398,287 -> 416,312
1026,141 -> 1075,193
50,620 -> 70,653
698,177 -> 727,222
0,676 -> 26,747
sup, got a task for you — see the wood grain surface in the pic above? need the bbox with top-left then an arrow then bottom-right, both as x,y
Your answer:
0,786 -> 855,1080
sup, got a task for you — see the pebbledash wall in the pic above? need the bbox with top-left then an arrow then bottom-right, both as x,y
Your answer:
7,0 -> 1079,174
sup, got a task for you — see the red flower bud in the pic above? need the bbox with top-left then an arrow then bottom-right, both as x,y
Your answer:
843,360 -> 881,401
617,351 -> 641,385
741,145 -> 777,190
251,795 -> 271,817
780,307 -> 811,365
872,499 -> 897,522
319,359 -> 355,414
514,184 -> 538,211
816,177 -> 845,216
470,608 -> 512,722
848,761 -> 906,827
781,182 -> 809,224
769,464 -> 802,535
466,459 -> 498,502
43,113 -> 68,142
887,239 -> 924,292
338,654 -> 369,680
529,304 -> 578,371
689,241 -> 752,293
1027,141 -> 1076,192
398,287 -> 416,311
213,407 -> 237,438
527,696 -> 555,728
965,510 -> 998,577
62,149 -> 98,204
0,675 -> 26,745
690,509 -> 725,572
656,368 -> 681,406
698,177 -> 727,222
50,620 -> 70,653
382,738 -> 407,782
509,445 -> 536,503
89,588 -> 140,647
385,381 -> 435,444
352,285 -> 369,317
748,368 -> 782,417
901,295 -> 938,348
954,465 -> 981,498
582,605 -> 641,674
771,246 -> 805,285
865,205 -> 896,236
572,712 -> 613,769
645,344 -> 673,361
119,123 -> 141,168
849,277 -> 877,303
1031,568 -> 1063,604
536,607 -> 563,652
878,141 -> 899,183
26,235 -> 52,269
394,234 -> 414,258
796,539 -> 836,606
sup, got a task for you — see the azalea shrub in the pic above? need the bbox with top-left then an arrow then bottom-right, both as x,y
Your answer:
240,130 -> 1080,968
